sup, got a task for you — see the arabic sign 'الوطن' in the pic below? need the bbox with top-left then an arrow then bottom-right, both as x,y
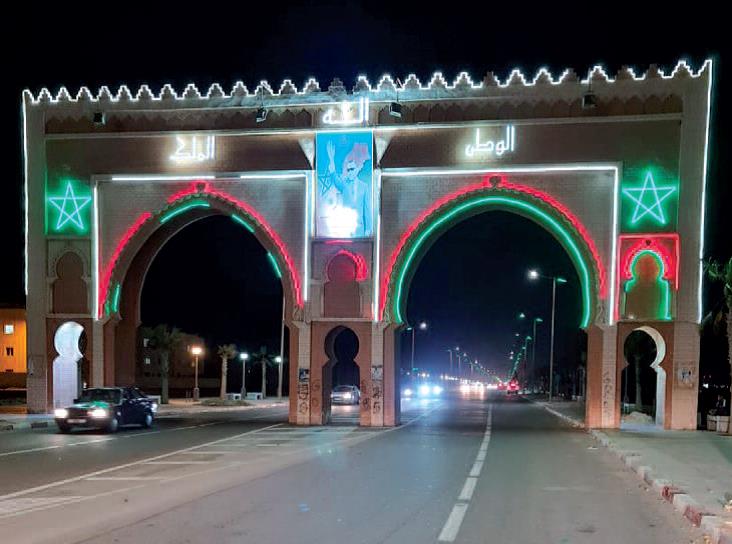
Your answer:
465,125 -> 516,158
170,135 -> 216,163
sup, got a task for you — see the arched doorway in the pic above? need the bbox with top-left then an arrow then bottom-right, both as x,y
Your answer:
621,327 -> 667,427
323,326 -> 361,425
52,321 -> 84,408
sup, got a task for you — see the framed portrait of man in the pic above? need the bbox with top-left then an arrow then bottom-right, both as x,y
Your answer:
315,131 -> 373,238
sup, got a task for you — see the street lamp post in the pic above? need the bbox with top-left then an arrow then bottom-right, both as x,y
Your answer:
408,321 -> 428,372
518,312 -> 543,387
275,355 -> 284,398
191,345 -> 203,402
528,269 -> 567,401
239,352 -> 249,399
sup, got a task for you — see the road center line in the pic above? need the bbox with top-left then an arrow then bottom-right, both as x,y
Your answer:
437,403 -> 492,542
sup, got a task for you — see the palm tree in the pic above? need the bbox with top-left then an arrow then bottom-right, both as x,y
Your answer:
217,344 -> 238,399
705,257 -> 732,432
140,324 -> 183,404
251,346 -> 274,399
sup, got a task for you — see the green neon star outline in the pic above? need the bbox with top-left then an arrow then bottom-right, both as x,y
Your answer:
48,181 -> 91,232
622,172 -> 676,225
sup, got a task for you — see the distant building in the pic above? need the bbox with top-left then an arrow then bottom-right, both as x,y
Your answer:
0,306 -> 27,387
137,331 -> 214,394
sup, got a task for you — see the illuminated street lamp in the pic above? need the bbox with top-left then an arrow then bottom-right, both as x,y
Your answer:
407,321 -> 428,372
528,269 -> 567,400
518,312 -> 544,386
274,355 -> 284,398
191,345 -> 203,401
239,351 -> 249,398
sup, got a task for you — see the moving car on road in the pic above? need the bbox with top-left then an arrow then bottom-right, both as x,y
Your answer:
54,387 -> 157,433
331,385 -> 361,405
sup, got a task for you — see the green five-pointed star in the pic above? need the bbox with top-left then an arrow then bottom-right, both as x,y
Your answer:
623,172 -> 676,225
48,181 -> 92,232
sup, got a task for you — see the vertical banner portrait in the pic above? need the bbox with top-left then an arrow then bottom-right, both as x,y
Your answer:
316,132 -> 373,238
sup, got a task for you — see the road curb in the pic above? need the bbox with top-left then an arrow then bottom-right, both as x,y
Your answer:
530,398 -> 732,543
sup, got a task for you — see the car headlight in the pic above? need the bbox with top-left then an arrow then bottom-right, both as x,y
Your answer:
90,408 -> 109,418
343,392 -> 352,399
418,385 -> 431,396
432,386 -> 443,395
151,402 -> 158,413
403,388 -> 413,397
54,408 -> 68,418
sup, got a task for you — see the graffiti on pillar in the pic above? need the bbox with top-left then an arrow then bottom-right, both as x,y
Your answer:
360,379 -> 370,410
297,380 -> 309,415
310,379 -> 321,409
601,368 -> 614,421
372,380 -> 382,414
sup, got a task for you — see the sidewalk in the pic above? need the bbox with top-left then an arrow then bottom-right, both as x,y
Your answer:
0,397 -> 288,432
532,397 -> 732,543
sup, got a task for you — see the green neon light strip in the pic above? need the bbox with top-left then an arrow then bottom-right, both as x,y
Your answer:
231,214 -> 255,233
267,252 -> 282,279
624,250 -> 671,320
159,200 -> 211,224
111,283 -> 121,314
393,196 -> 593,328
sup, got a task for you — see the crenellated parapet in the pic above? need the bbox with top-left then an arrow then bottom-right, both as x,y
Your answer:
23,61 -> 710,134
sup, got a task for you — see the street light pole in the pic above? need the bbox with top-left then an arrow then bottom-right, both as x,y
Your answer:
549,277 -> 557,401
239,352 -> 249,399
277,294 -> 285,399
528,269 -> 565,401
410,327 -> 416,371
191,345 -> 203,402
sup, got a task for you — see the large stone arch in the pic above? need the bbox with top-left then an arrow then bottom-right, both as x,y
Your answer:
380,179 -> 607,329
99,185 -> 303,387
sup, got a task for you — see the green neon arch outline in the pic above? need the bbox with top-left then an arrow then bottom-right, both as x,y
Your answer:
623,250 -> 671,321
391,195 -> 598,328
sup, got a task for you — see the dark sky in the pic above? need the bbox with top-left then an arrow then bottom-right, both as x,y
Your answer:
2,3 -> 729,379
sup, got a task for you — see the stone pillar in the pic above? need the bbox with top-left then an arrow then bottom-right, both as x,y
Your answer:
24,101 -> 48,413
586,324 -> 618,428
290,320 -> 311,425
668,321 -> 700,430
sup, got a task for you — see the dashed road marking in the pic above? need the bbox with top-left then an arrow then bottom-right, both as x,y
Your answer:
438,403 -> 492,542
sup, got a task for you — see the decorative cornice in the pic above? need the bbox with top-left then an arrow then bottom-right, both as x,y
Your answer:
24,60 -> 710,110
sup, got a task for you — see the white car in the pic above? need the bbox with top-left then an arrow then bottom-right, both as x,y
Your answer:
331,385 -> 361,405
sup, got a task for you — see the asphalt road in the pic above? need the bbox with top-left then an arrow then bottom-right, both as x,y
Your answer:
0,395 -> 702,543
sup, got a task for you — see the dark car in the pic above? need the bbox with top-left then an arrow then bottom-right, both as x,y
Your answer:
54,387 -> 158,433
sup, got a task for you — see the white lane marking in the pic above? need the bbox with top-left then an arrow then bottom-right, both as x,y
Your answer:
0,496 -> 84,515
144,461 -> 214,465
437,403 -> 493,542
458,477 -> 478,501
184,451 -> 235,455
0,423 -> 282,502
86,477 -> 169,481
438,503 -> 469,542
0,412 -> 286,457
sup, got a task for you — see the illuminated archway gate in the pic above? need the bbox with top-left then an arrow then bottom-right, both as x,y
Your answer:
23,61 -> 712,430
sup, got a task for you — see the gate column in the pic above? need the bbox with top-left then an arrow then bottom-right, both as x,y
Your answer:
586,324 -> 618,428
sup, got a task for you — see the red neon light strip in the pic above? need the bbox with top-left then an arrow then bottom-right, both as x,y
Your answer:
98,212 -> 152,318
99,183 -> 304,316
615,233 -> 680,322
379,177 -> 608,320
333,249 -> 369,281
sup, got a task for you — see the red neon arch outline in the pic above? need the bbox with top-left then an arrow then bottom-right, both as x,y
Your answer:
329,249 -> 368,282
98,183 -> 303,318
379,176 -> 607,320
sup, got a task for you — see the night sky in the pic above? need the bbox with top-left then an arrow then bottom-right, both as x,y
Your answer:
2,4 -> 729,382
